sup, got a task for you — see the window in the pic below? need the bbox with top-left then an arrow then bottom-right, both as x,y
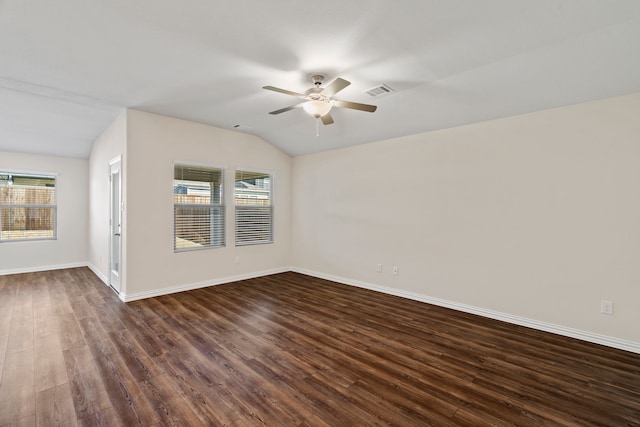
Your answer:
174,163 -> 224,251
235,170 -> 273,246
0,172 -> 57,242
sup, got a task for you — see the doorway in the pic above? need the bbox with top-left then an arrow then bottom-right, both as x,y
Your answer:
109,156 -> 122,293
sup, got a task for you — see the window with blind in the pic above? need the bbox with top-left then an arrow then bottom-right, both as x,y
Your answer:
174,163 -> 225,251
235,170 -> 273,246
0,172 -> 57,242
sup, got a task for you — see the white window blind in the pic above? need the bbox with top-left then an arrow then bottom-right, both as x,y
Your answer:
0,172 -> 57,242
174,164 -> 225,251
235,170 -> 273,246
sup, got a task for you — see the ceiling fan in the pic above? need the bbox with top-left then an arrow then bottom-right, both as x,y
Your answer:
263,75 -> 377,125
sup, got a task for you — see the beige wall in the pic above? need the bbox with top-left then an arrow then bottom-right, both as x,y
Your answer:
124,109 -> 291,297
292,93 -> 640,344
88,111 -> 127,285
0,151 -> 88,273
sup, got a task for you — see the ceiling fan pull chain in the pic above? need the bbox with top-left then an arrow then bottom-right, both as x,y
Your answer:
316,117 -> 320,138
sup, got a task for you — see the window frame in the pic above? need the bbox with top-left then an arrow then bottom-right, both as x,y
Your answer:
173,161 -> 226,252
234,168 -> 274,247
0,169 -> 58,243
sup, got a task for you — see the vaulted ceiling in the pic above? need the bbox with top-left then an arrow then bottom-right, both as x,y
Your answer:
1,0 -> 639,159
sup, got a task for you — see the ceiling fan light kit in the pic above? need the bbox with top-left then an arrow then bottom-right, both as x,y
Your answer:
263,74 -> 377,126
302,100 -> 332,118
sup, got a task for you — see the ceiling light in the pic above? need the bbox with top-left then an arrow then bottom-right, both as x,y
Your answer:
302,100 -> 332,118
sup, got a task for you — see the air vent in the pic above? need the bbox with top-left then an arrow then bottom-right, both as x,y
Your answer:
365,84 -> 394,97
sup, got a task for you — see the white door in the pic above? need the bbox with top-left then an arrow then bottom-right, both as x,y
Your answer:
109,157 -> 122,293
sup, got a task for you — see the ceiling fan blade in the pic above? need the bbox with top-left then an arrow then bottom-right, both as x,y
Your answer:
269,104 -> 302,115
263,86 -> 306,98
321,113 -> 334,125
321,78 -> 350,97
333,100 -> 377,113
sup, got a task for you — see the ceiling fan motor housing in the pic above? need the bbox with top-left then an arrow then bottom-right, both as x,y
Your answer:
305,87 -> 329,102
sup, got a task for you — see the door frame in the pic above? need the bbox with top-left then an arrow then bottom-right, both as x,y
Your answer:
108,155 -> 122,294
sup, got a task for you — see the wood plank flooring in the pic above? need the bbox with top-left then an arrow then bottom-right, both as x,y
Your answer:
1,268 -> 639,426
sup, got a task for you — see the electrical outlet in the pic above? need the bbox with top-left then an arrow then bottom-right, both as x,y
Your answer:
600,300 -> 613,315
392,266 -> 399,275
376,264 -> 382,273
235,256 -> 240,264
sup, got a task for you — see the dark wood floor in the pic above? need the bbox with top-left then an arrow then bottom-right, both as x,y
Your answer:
1,268 -> 639,426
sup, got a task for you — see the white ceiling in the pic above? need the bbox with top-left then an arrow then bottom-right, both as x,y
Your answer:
1,0 -> 639,159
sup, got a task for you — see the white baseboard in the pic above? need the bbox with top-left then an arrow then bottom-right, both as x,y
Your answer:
5,262 -> 637,354
291,267 -> 640,355
87,263 -> 109,286
120,266 -> 291,302
0,262 -> 88,276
